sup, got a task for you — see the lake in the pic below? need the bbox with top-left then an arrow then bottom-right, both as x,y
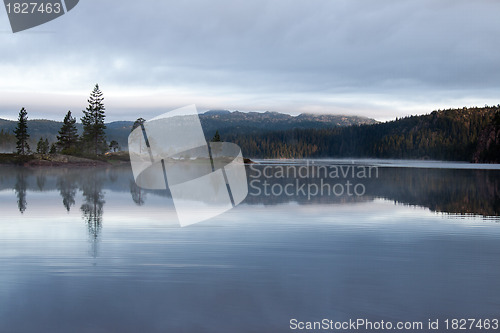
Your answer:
0,160 -> 499,333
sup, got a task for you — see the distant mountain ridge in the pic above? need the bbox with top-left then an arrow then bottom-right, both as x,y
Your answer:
199,110 -> 377,137
0,111 -> 377,151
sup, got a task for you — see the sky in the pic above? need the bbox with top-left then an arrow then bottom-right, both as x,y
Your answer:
0,0 -> 499,122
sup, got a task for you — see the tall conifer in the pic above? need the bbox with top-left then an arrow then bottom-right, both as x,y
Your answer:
14,107 -> 30,155
81,84 -> 107,155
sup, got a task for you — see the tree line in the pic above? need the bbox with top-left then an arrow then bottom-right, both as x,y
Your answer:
8,89 -> 499,163
225,106 -> 500,162
13,84 -> 119,156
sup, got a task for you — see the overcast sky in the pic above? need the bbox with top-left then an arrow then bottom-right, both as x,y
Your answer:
0,0 -> 499,121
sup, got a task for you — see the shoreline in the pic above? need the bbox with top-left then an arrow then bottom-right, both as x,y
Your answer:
0,153 -> 129,167
0,153 -> 256,167
1,153 -> 498,168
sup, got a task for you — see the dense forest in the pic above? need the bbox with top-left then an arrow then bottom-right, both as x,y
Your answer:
226,106 -> 500,162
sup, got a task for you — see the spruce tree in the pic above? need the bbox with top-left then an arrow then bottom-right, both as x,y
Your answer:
109,140 -> 119,152
14,107 -> 30,155
36,137 -> 49,154
57,110 -> 79,154
36,138 -> 43,154
81,84 -> 106,155
49,143 -> 57,154
211,130 -> 221,142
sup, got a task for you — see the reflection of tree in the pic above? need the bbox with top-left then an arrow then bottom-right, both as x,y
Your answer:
57,173 -> 78,212
368,168 -> 500,216
14,171 -> 27,213
129,180 -> 146,206
80,174 -> 105,252
36,173 -> 46,191
108,169 -> 118,183
244,165 -> 500,216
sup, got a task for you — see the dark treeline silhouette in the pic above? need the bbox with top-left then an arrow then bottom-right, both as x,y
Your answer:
227,106 -> 500,162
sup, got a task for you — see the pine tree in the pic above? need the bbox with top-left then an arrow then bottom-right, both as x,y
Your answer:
57,110 -> 79,154
109,140 -> 120,152
211,130 -> 221,142
49,143 -> 57,154
14,107 -> 30,155
81,84 -> 107,155
36,137 -> 49,155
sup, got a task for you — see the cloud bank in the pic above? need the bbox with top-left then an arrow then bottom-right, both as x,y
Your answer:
0,0 -> 498,121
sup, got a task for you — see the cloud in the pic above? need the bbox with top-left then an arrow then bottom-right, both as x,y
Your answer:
0,0 -> 498,121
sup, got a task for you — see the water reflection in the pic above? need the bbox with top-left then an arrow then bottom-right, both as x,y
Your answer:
36,171 -> 46,191
56,172 -> 78,212
129,180 -> 146,206
80,172 -> 105,257
244,165 -> 500,216
2,167 -> 108,255
14,170 -> 27,213
1,163 -> 499,332
368,167 -> 500,216
0,163 -> 499,219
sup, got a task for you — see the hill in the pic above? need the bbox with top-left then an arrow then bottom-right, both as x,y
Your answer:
199,110 -> 377,137
0,111 -> 377,152
227,106 -> 500,162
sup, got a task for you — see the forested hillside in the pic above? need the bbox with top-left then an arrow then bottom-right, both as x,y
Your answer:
0,111 -> 376,153
226,106 -> 500,162
200,110 -> 377,137
1,107 -> 498,162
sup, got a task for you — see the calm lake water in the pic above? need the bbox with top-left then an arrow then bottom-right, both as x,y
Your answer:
0,160 -> 499,333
